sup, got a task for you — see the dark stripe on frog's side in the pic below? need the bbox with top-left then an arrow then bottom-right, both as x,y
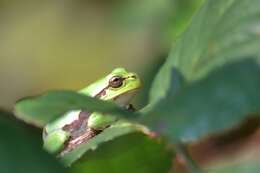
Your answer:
62,111 -> 91,138
61,84 -> 110,133
61,85 -> 109,134
60,127 -> 102,155
61,77 -> 130,137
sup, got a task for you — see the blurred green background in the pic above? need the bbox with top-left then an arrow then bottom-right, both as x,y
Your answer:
0,0 -> 203,110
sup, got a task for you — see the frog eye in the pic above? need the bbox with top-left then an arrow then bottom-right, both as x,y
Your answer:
109,76 -> 124,88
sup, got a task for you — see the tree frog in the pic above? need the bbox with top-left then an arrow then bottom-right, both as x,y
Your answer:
43,68 -> 141,153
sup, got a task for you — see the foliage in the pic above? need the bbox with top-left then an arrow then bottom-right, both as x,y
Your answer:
70,133 -> 173,173
14,91 -> 137,127
0,111 -> 67,173
1,0 -> 260,173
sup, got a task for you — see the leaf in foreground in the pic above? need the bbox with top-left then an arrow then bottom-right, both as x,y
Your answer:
150,0 -> 260,104
70,133 -> 173,173
144,60 -> 260,142
14,90 -> 137,127
0,110 -> 67,173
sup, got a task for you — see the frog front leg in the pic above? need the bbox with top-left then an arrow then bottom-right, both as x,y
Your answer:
43,129 -> 70,154
87,112 -> 117,130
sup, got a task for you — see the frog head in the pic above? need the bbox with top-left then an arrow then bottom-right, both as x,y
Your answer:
80,68 -> 141,107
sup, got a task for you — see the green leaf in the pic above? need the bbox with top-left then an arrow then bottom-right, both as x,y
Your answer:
60,121 -> 151,166
0,110 -> 67,173
14,90 -> 139,127
144,60 -> 260,142
169,0 -> 205,38
69,133 -> 173,173
150,0 -> 260,104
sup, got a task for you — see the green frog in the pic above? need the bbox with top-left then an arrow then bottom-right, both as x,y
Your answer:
43,68 -> 141,153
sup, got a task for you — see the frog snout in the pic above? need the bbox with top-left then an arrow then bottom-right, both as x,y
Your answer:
130,75 -> 137,79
